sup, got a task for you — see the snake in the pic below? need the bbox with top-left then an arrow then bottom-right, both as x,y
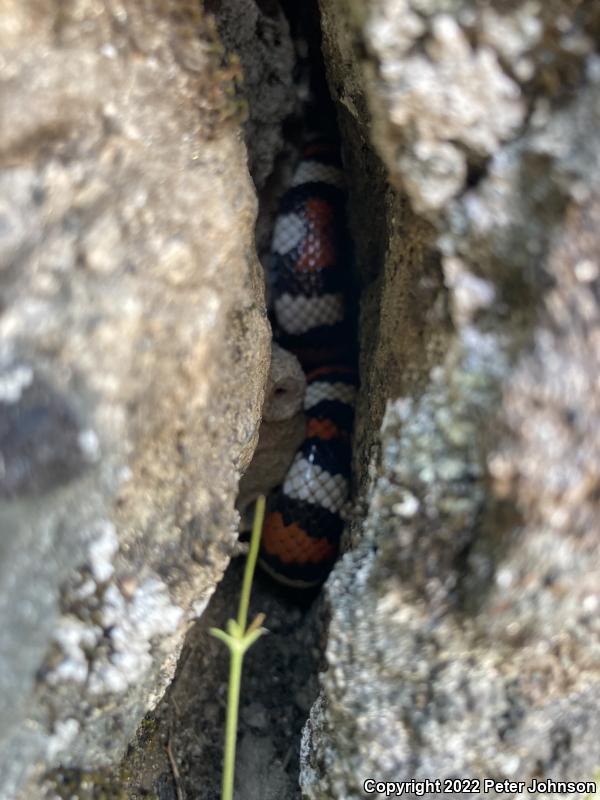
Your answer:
258,139 -> 357,588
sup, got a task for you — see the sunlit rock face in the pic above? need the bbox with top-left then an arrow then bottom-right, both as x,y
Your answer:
0,2 -> 270,796
301,1 -> 600,797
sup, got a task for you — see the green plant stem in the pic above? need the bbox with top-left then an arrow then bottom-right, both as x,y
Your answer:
222,645 -> 243,800
237,494 -> 265,631
210,495 -> 267,800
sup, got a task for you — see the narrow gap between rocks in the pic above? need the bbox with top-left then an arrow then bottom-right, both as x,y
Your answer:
121,3 -> 359,799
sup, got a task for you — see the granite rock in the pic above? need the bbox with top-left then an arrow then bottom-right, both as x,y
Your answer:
301,1 -> 600,797
0,2 -> 270,796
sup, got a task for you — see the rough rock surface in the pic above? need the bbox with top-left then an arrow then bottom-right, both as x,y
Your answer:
0,2 -> 270,797
302,1 -> 600,797
237,342 -> 306,522
209,0 -> 297,188
119,557 -> 322,800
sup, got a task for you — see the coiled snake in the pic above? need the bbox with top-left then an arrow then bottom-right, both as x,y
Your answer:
259,140 -> 357,588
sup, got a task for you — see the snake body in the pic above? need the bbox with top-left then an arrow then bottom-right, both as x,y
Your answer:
259,140 -> 357,588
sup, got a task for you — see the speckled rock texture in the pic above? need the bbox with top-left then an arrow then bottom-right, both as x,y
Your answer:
301,0 -> 600,797
0,2 -> 270,797
209,0 -> 297,188
118,558 -> 322,800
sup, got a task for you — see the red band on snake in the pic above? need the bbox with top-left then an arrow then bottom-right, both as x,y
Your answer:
259,141 -> 357,588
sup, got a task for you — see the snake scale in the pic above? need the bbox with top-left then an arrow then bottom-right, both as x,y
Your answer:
258,139 -> 357,588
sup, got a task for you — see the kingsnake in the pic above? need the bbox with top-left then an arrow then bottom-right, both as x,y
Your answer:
259,140 -> 357,588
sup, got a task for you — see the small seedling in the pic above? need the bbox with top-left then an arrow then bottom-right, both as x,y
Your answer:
210,495 -> 267,800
